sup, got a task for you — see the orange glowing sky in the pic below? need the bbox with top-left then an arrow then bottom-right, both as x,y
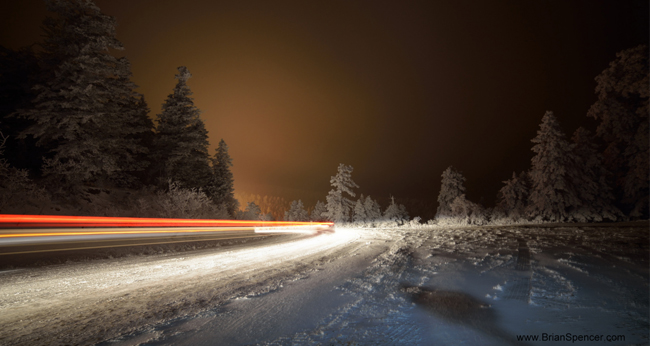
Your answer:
1,0 -> 648,216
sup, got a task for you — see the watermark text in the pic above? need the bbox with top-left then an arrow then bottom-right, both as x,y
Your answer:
516,333 -> 625,343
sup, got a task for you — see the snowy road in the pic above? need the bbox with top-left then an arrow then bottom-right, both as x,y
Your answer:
0,223 -> 648,345
0,229 -> 358,345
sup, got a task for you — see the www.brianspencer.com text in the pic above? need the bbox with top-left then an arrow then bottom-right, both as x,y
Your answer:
516,333 -> 625,342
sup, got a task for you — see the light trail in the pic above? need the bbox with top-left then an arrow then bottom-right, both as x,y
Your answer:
0,214 -> 334,255
0,214 -> 332,228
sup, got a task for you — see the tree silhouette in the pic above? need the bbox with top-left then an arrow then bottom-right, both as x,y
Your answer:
154,66 -> 212,190
323,164 -> 359,222
16,0 -> 152,189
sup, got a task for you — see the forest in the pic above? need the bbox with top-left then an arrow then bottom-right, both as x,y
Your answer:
0,0 -> 647,225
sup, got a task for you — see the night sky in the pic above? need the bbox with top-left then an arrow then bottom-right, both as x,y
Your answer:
1,0 -> 648,212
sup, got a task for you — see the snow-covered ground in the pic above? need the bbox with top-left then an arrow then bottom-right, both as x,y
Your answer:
0,223 -> 647,345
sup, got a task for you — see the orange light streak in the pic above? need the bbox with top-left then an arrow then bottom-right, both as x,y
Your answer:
0,227 -> 256,238
0,214 -> 333,229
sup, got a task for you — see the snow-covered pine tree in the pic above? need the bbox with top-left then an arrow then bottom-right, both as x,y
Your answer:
259,212 -> 273,221
364,195 -> 382,221
353,195 -> 367,222
587,45 -> 649,218
207,139 -> 238,217
284,200 -> 309,221
570,127 -> 621,221
527,111 -> 581,222
496,171 -> 529,219
154,66 -> 212,191
323,164 -> 359,223
16,0 -> 152,189
450,194 -> 485,225
398,204 -> 410,221
117,95 -> 155,188
284,201 -> 296,221
398,204 -> 409,221
383,196 -> 410,223
238,201 -> 262,220
383,196 -> 400,221
435,166 -> 466,219
311,200 -> 327,221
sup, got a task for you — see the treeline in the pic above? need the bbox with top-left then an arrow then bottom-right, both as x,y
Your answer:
434,45 -> 648,225
0,0 -> 236,217
281,164 -> 411,226
282,46 -> 648,226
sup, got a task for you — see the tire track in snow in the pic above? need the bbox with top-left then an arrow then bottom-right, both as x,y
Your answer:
503,237 -> 532,302
258,229 -> 427,345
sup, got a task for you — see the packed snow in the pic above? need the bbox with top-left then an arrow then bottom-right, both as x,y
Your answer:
0,223 -> 647,346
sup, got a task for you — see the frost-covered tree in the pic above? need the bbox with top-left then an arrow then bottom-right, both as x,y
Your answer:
587,45 -> 649,218
398,204 -> 409,221
496,171 -> 529,219
238,201 -> 263,220
323,164 -> 359,222
570,127 -> 621,221
154,66 -> 212,190
383,196 -> 399,221
152,179 -> 227,219
450,194 -> 486,225
364,195 -> 382,221
352,195 -> 367,222
206,139 -> 238,217
311,200 -> 327,221
383,196 -> 409,223
284,200 -> 309,221
527,111 -> 581,222
16,0 -> 152,188
436,166 -> 466,219
116,94 -> 154,188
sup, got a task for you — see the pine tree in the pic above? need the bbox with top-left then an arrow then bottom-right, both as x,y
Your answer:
207,139 -> 238,217
496,171 -> 529,219
398,204 -> 409,221
527,111 -> 581,222
154,66 -> 212,190
383,196 -> 400,221
383,196 -> 410,223
284,201 -> 296,221
364,195 -> 382,221
352,195 -> 367,222
435,166 -> 466,219
323,163 -> 359,222
16,0 -> 152,189
587,45 -> 649,218
284,200 -> 309,221
311,200 -> 327,221
238,201 -> 262,220
450,194 -> 485,225
116,94 -> 154,187
570,127 -> 621,221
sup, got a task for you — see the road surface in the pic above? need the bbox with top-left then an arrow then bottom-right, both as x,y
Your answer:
0,222 -> 647,346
